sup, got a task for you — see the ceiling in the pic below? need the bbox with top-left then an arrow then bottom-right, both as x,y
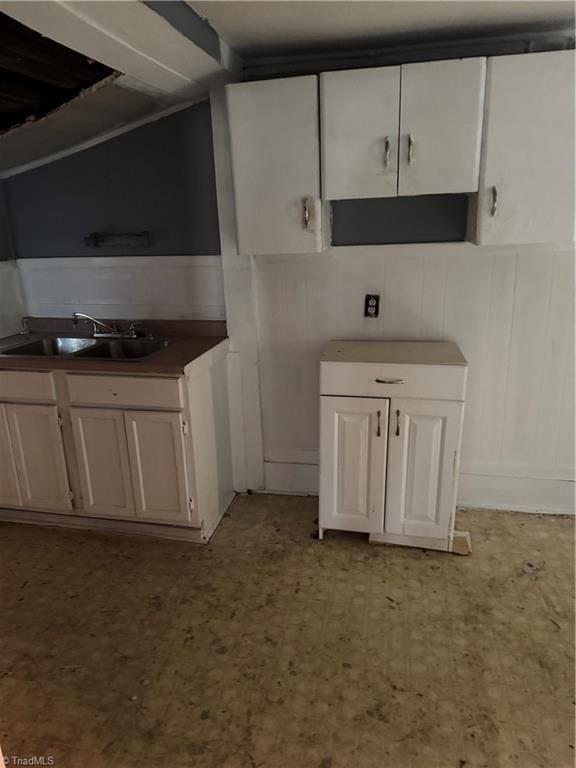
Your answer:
0,10 -> 112,134
191,1 -> 575,56
0,1 -> 229,177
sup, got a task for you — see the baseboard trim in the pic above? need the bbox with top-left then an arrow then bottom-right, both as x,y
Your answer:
262,461 -> 575,514
458,473 -> 575,514
0,507 -> 210,543
263,461 -> 319,495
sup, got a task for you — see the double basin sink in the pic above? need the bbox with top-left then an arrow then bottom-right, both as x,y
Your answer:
0,336 -> 169,361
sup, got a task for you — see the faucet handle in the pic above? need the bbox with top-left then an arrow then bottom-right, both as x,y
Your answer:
126,321 -> 143,338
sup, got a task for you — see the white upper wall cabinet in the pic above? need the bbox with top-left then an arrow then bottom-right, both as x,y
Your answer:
477,51 -> 575,245
320,58 -> 485,200
226,75 -> 322,255
320,67 -> 401,200
398,58 -> 486,196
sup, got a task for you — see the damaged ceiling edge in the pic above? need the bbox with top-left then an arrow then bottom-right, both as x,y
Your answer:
0,72 -> 120,142
0,84 -> 214,180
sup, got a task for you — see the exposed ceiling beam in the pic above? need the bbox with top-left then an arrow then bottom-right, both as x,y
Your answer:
0,1 -> 234,98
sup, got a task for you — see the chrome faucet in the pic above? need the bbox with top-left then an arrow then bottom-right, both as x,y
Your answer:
72,313 -> 144,338
72,313 -> 120,337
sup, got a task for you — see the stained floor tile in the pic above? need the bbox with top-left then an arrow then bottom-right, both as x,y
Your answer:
0,495 -> 574,767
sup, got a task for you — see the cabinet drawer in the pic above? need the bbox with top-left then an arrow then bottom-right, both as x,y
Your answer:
320,362 -> 467,401
0,371 -> 56,401
67,374 -> 183,409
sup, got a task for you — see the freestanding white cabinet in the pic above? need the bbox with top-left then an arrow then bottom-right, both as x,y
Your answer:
385,398 -> 464,545
226,75 -> 322,255
320,396 -> 388,534
320,58 -> 486,199
476,50 -> 575,244
319,341 -> 467,552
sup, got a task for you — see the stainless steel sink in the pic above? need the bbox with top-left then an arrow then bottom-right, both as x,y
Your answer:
1,337 -> 98,356
74,338 -> 169,360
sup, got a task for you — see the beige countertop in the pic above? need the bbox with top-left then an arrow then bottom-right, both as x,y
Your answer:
0,332 -> 227,376
321,340 -> 467,366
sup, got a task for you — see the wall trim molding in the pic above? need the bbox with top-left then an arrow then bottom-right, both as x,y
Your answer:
261,458 -> 575,514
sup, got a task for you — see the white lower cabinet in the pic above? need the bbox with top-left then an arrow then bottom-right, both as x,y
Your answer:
6,403 -> 71,512
0,404 -> 21,508
385,398 -> 464,544
71,407 -> 192,525
0,343 -> 233,540
319,397 -> 388,534
319,341 -> 468,552
71,408 -> 135,519
125,410 -> 191,523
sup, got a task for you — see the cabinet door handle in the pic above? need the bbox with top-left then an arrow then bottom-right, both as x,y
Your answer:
384,136 -> 391,167
375,378 -> 405,385
407,133 -> 414,164
490,185 -> 498,217
302,197 -> 310,229
395,409 -> 400,437
376,409 -> 382,437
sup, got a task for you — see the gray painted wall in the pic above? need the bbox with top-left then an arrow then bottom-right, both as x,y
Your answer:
6,101 -> 221,258
0,182 -> 14,260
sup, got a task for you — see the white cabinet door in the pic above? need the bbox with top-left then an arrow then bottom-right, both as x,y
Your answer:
124,411 -> 191,523
385,399 -> 463,542
0,404 -> 21,507
71,408 -> 134,518
226,75 -> 322,255
319,396 -> 388,534
320,66 -> 401,199
398,58 -> 486,195
6,404 -> 71,512
477,51 -> 575,245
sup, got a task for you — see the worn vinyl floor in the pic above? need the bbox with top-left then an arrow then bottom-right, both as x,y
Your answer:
0,495 -> 574,768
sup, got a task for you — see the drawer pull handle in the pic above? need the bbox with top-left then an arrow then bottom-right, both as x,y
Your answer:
395,409 -> 400,437
376,409 -> 382,437
375,378 -> 405,384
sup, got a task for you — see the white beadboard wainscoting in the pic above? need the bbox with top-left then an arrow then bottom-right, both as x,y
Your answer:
0,260 -> 26,337
254,244 -> 575,513
17,256 -> 226,320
